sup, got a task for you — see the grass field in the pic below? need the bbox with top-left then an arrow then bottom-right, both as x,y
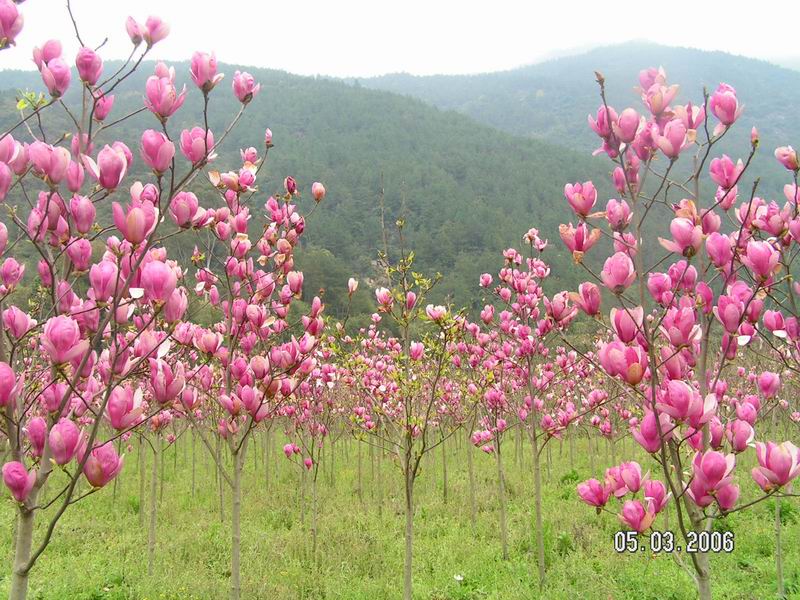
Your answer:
1,432 -> 798,599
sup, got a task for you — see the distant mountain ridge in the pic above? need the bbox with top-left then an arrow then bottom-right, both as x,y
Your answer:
0,61 -> 611,323
359,42 -> 800,195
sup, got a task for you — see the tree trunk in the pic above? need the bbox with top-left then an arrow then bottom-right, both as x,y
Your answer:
530,429 -> 546,589
217,436 -> 225,521
329,437 -> 335,488
466,436 -> 477,529
403,461 -> 414,600
159,436 -> 166,503
369,442 -> 375,499
568,432 -> 575,471
311,473 -> 318,565
357,442 -> 363,503
9,506 -> 35,600
139,437 -> 146,527
264,429 -> 270,490
376,442 -> 383,516
230,451 -> 242,600
300,466 -> 306,526
495,441 -> 509,560
192,429 -> 196,499
776,500 -> 784,598
440,434 -> 448,504
147,439 -> 160,576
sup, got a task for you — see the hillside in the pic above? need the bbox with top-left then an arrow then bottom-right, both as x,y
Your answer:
361,42 -> 800,195
0,63 -> 612,324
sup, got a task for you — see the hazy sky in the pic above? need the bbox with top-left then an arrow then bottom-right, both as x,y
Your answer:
3,1 -> 798,76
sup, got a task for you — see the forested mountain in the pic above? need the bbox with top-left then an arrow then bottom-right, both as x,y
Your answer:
0,62 -> 612,324
361,42 -> 800,195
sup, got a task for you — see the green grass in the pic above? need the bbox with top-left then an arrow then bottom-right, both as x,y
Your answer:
1,434 -> 798,599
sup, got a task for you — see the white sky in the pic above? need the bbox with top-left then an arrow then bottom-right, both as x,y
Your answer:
2,0 -> 798,76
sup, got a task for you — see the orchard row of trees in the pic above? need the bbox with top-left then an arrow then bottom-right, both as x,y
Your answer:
1,2 -> 799,600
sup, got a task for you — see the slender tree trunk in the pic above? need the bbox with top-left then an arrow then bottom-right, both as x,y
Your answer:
376,442 -> 383,516
230,451 -> 242,600
588,435 -> 595,474
159,437 -> 166,503
148,439 -> 160,576
466,436 -> 477,529
369,442 -> 375,499
311,472 -> 319,565
192,429 -> 196,499
9,505 -> 35,600
264,429 -> 270,490
403,460 -> 414,600
545,442 -> 552,482
530,428 -> 546,589
329,437 -> 335,488
300,466 -> 307,526
609,437 -> 617,467
495,441 -> 509,560
357,442 -> 363,503
776,500 -> 784,598
139,437 -> 146,527
217,437 -> 225,521
440,434 -> 448,504
568,431 -> 575,471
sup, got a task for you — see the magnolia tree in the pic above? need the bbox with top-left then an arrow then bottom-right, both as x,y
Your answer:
462,236 -> 613,585
281,359 -> 339,563
568,67 -> 800,598
334,228 -> 464,600
0,4 -> 326,600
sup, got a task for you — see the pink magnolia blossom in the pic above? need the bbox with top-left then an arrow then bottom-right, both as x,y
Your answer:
180,127 -> 215,164
600,252 -> 635,293
658,217 -> 702,256
619,499 -> 656,533
2,462 -> 36,503
140,129 -> 175,173
49,419 -> 83,465
112,197 -> 157,244
656,119 -> 687,158
0,361 -> 19,407
82,443 -> 124,487
83,144 -> 128,190
40,57 -> 71,97
42,315 -> 88,364
571,282 -> 601,316
741,240 -> 779,281
610,306 -> 643,344
577,478 -> 611,508
169,191 -> 200,227
751,441 -> 800,491
143,16 -> 169,47
709,83 -> 742,126
709,154 -> 743,189
75,47 -> 103,85
563,181 -> 597,216
0,0 -> 24,49
775,146 -> 799,171
190,51 -> 223,92
311,182 -> 326,202
559,222 -> 601,259
149,358 -> 185,403
631,410 -> 673,453
144,67 -> 186,120
140,260 -> 177,304
686,450 -> 737,508
232,71 -> 260,104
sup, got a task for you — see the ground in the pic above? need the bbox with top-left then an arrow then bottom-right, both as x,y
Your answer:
1,433 -> 797,599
